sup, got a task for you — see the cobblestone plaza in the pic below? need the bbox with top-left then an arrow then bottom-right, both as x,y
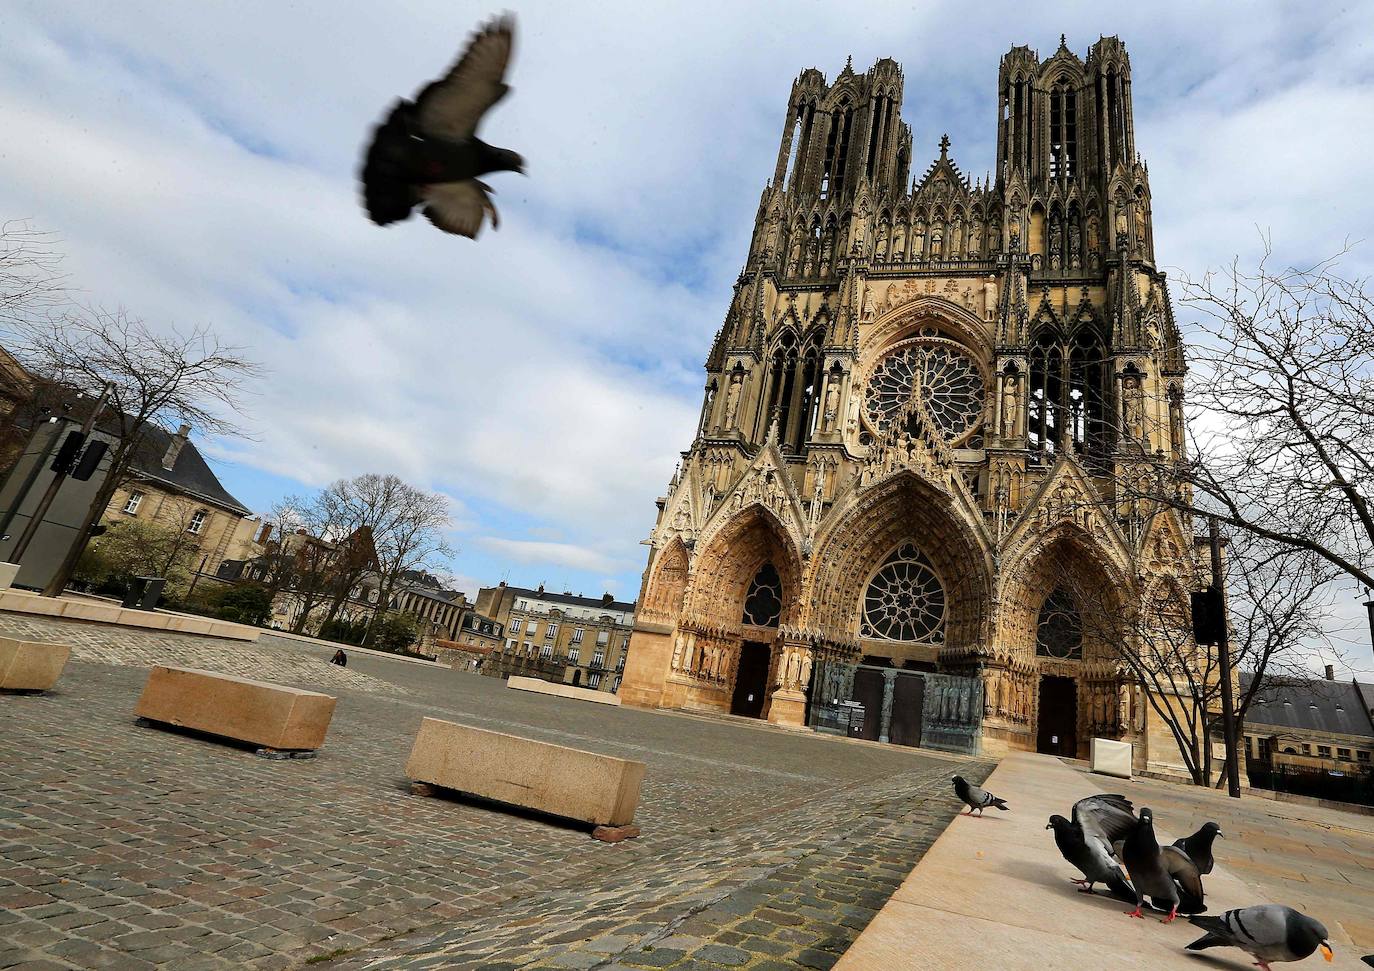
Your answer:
0,615 -> 989,969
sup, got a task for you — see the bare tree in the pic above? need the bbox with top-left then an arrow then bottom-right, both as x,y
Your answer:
1120,244 -> 1374,592
4,308 -> 260,596
362,482 -> 453,646
0,220 -> 66,326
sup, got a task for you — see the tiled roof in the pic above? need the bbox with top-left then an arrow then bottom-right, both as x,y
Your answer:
1241,673 -> 1374,740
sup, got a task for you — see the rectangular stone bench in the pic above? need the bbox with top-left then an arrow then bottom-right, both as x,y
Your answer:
507,675 -> 622,706
135,665 -> 337,753
405,717 -> 645,832
0,637 -> 71,691
1090,737 -> 1133,779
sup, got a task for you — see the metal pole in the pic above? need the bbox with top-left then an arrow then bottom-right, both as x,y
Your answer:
185,554 -> 209,598
9,382 -> 114,564
1210,516 -> 1242,798
1364,596 -> 1374,656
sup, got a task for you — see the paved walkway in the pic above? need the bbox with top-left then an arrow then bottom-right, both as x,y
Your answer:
0,613 -> 990,970
837,752 -> 1374,970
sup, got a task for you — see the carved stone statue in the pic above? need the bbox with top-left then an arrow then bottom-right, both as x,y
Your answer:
723,372 -> 742,429
875,222 -> 889,262
822,379 -> 840,429
951,217 -> 963,257
1049,222 -> 1062,270
1122,374 -> 1143,436
1000,374 -> 1017,438
1134,202 -> 1147,249
913,220 -> 926,258
892,222 -> 907,261
969,222 -> 982,258
983,278 -> 997,319
1115,207 -> 1128,248
1069,222 -> 1082,270
930,226 -> 943,258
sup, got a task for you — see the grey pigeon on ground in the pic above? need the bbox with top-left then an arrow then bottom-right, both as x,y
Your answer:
1119,807 -> 1181,922
1186,906 -> 1333,970
952,775 -> 1008,817
1173,820 -> 1223,875
1160,844 -> 1207,914
1046,794 -> 1136,900
360,14 -> 524,238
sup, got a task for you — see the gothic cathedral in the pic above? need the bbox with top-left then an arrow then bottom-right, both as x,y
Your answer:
621,37 -> 1201,768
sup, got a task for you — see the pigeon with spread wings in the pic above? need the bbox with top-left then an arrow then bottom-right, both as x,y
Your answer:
360,14 -> 524,238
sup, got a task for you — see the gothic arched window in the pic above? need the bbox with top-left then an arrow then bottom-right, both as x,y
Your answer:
1049,80 -> 1077,180
1029,327 -> 1109,463
861,542 -> 946,642
742,562 -> 782,627
1036,587 -> 1083,660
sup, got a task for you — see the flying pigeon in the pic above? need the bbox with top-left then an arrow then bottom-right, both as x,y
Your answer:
1173,821 -> 1223,875
1160,844 -> 1207,914
1119,807 -> 1181,922
1186,906 -> 1333,970
952,775 -> 1008,816
1045,794 -> 1136,900
360,14 -> 524,238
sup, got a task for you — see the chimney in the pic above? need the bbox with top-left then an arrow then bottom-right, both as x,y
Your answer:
1324,664 -> 1334,681
162,423 -> 192,470
255,522 -> 273,545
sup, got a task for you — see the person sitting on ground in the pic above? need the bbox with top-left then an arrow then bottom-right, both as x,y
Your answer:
330,649 -> 348,667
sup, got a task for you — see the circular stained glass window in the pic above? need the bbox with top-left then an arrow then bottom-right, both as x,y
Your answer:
863,340 -> 985,444
861,543 -> 945,642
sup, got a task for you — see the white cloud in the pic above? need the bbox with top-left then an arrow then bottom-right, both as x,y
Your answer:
3,1 -> 1373,673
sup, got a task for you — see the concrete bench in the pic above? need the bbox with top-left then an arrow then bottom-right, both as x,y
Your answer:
1090,737 -> 1133,779
0,637 -> 71,691
405,717 -> 645,838
135,665 -> 337,754
507,675 -> 622,706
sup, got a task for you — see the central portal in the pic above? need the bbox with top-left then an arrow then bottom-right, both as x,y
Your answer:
730,641 -> 770,718
1036,675 -> 1078,757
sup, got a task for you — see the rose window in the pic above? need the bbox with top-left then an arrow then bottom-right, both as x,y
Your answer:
861,543 -> 945,642
863,340 -> 985,444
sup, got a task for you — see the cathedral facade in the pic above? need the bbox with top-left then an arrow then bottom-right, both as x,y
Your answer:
620,37 -> 1202,766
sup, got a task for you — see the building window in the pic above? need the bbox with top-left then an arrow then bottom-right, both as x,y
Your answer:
596,630 -> 610,646
526,621 -> 539,637
506,639 -> 516,651
509,618 -> 522,633
568,648 -> 579,665
1337,748 -> 1352,761
572,627 -> 584,644
613,675 -> 621,692
546,623 -> 558,639
1035,587 -> 1083,660
517,600 -> 527,610
1316,745 -> 1331,758
540,644 -> 553,659
187,510 -> 207,534
743,562 -> 784,628
592,651 -> 605,668
861,544 -> 944,643
588,672 -> 602,689
1359,751 -> 1371,764
524,642 -> 533,656
123,491 -> 144,515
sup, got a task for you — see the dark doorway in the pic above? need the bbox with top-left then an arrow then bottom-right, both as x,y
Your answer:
1036,675 -> 1078,757
571,670 -> 581,686
852,668 -> 885,741
730,641 -> 770,718
889,672 -> 925,748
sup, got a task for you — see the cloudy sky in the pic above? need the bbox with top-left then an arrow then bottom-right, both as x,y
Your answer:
4,2 -> 1373,670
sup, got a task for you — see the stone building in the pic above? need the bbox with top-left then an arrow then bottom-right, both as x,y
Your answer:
476,582 -> 635,692
1241,669 -> 1374,802
621,36 -> 1207,767
104,423 -> 262,583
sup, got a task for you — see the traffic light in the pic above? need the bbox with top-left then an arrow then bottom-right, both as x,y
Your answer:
70,440 -> 108,481
1191,585 -> 1226,645
50,431 -> 86,473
